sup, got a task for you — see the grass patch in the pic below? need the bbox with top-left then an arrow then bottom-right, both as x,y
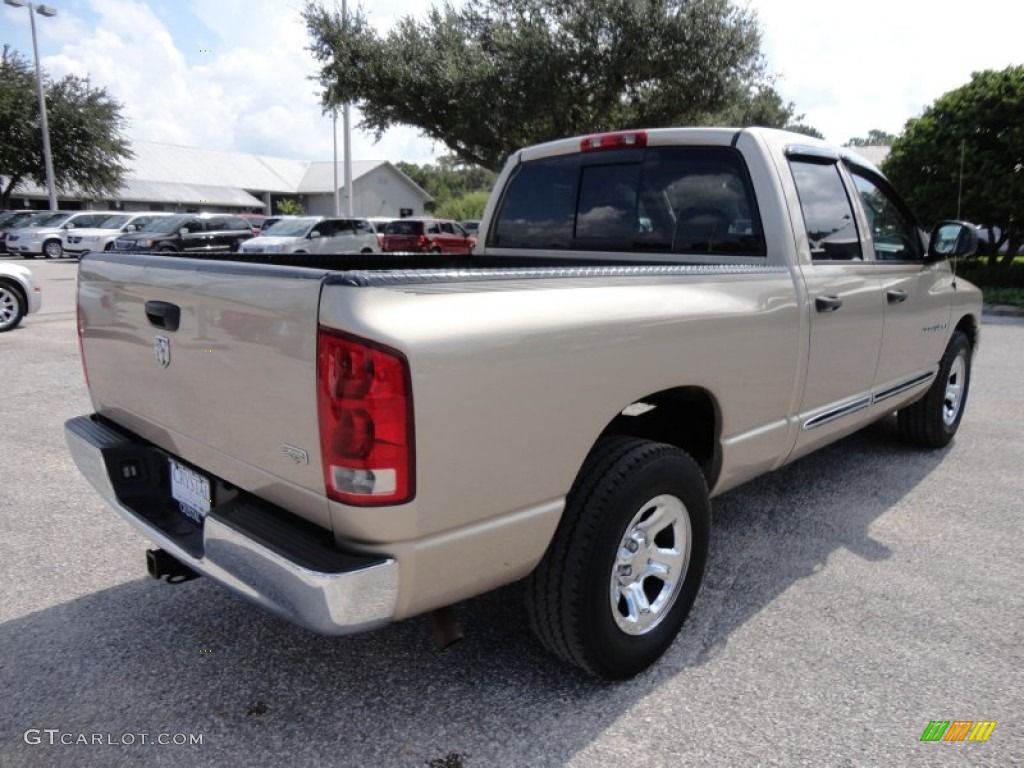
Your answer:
982,287 -> 1024,308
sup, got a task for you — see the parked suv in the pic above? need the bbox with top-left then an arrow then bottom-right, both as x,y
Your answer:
240,216 -> 379,255
6,211 -> 119,259
62,212 -> 173,256
114,214 -> 254,254
381,217 -> 475,254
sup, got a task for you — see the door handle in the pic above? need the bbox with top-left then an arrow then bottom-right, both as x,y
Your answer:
815,295 -> 843,313
145,300 -> 181,331
887,289 -> 909,304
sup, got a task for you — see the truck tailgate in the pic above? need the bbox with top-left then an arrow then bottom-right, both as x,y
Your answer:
77,253 -> 332,530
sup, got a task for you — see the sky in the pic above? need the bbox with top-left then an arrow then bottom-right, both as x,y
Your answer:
2,0 -> 1022,167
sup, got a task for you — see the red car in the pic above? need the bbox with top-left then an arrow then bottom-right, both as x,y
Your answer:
381,217 -> 475,254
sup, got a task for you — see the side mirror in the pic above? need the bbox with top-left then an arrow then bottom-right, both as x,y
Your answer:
126,224 -> 137,232
927,221 -> 979,262
309,230 -> 321,239
179,227 -> 190,237
64,223 -> 75,230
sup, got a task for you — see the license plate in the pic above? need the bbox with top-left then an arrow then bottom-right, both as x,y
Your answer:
169,458 -> 212,524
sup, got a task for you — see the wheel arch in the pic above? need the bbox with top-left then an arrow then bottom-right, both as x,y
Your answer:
594,386 -> 722,490
954,313 -> 979,353
0,277 -> 28,306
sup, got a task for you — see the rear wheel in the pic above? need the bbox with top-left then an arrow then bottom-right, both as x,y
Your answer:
526,437 -> 710,679
0,280 -> 27,332
897,331 -> 972,447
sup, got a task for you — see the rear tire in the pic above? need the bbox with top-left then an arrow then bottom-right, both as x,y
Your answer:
0,280 -> 27,332
526,436 -> 710,679
897,331 -> 972,448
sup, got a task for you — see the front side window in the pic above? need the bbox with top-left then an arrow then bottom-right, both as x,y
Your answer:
789,160 -> 861,261
493,146 -> 764,255
849,169 -> 923,261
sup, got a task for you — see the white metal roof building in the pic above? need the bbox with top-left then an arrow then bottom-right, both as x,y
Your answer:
9,140 -> 432,217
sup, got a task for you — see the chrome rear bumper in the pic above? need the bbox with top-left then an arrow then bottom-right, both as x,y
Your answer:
65,415 -> 398,635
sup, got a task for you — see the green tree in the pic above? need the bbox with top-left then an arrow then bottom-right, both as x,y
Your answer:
0,46 -> 132,208
275,198 -> 305,215
304,0 -> 771,170
397,153 -> 495,212
436,190 -> 490,220
698,81 -> 821,137
883,66 -> 1024,270
845,129 -> 896,147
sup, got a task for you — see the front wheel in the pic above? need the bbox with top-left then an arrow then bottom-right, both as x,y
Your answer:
897,331 -> 972,447
526,437 -> 710,679
0,280 -> 27,332
43,240 -> 63,259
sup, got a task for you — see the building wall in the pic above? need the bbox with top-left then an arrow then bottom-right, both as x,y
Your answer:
304,167 -> 427,218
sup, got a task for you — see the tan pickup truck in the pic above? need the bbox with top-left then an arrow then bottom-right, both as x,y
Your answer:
65,127 -> 981,679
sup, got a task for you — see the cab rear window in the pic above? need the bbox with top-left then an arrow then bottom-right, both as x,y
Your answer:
492,146 -> 765,256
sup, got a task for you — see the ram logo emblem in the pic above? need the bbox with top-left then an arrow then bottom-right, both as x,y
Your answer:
281,444 -> 309,465
154,336 -> 171,368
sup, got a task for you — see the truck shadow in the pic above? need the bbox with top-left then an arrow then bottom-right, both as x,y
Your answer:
0,420 -> 947,768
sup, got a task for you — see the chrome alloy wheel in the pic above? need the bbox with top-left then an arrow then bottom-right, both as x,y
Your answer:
610,494 -> 691,636
0,285 -> 19,329
943,353 -> 966,426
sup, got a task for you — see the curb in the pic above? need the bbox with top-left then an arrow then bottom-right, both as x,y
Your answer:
983,304 -> 1024,318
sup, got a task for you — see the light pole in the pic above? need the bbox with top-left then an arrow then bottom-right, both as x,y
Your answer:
5,0 -> 59,211
333,109 -> 340,216
341,0 -> 353,216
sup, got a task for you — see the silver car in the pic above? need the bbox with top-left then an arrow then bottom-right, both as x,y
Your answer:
6,211 -> 119,259
240,216 -> 379,255
0,261 -> 42,331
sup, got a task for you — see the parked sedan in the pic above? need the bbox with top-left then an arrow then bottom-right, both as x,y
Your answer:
0,261 -> 42,332
381,217 -> 475,254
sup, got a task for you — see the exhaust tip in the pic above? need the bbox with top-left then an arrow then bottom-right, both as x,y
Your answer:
146,548 -> 200,583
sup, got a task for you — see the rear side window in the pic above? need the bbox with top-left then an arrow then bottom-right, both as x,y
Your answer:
788,160 -> 861,261
224,217 -> 252,232
72,213 -> 115,228
385,221 -> 423,236
492,147 -> 765,255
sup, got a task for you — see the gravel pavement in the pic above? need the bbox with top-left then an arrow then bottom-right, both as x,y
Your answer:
1,257 -> 1021,767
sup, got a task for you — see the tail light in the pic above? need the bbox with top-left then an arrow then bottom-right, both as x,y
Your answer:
317,328 -> 414,506
580,130 -> 648,152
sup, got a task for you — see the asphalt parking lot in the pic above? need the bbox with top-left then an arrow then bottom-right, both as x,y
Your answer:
1,256 -> 1022,767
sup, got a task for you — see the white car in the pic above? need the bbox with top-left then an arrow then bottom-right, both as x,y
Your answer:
240,216 -> 379,255
0,261 -> 42,332
6,211 -> 119,259
62,212 -> 173,256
